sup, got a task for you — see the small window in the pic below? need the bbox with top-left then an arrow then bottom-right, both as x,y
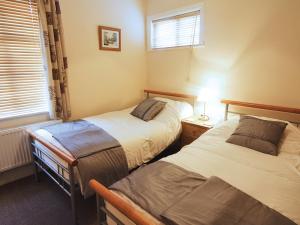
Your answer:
149,6 -> 203,50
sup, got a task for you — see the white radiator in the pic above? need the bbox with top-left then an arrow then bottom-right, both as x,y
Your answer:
0,120 -> 61,172
0,127 -> 32,172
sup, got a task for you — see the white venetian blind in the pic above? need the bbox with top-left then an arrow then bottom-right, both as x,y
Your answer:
151,10 -> 201,49
0,0 -> 49,119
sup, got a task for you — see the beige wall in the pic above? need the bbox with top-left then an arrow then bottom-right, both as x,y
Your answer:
60,0 -> 147,120
146,0 -> 300,111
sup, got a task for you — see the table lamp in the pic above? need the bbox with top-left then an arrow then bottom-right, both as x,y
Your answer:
197,88 -> 214,121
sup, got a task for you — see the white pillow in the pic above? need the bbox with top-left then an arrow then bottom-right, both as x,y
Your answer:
154,97 -> 194,119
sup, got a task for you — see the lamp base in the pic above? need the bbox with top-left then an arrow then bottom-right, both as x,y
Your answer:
198,114 -> 209,121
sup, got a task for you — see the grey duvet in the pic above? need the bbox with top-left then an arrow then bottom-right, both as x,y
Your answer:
111,161 -> 297,225
44,120 -> 128,198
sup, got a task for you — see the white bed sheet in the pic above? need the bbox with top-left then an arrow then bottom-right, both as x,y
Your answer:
34,101 -> 187,176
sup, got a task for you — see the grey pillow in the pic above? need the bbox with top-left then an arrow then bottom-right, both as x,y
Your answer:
226,116 -> 287,155
131,98 -> 166,122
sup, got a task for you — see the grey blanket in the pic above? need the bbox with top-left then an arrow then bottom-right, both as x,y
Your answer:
44,120 -> 128,198
111,161 -> 207,219
111,161 -> 297,225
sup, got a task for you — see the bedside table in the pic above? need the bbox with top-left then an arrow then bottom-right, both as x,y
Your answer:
181,116 -> 214,147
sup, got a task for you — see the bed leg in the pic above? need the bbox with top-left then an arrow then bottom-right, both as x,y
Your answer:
31,140 -> 40,182
96,195 -> 107,225
33,160 -> 40,182
69,165 -> 78,225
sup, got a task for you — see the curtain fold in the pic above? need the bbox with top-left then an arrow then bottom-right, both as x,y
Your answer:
38,0 -> 71,120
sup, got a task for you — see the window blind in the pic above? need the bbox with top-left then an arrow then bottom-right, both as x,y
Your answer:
151,10 -> 201,49
0,0 -> 49,119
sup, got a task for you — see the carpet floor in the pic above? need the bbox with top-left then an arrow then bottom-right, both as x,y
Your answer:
0,175 -> 97,225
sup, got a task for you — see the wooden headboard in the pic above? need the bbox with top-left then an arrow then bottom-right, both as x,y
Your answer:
221,99 -> 300,124
144,89 -> 197,108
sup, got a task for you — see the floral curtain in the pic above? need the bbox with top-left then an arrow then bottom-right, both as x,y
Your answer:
38,0 -> 71,120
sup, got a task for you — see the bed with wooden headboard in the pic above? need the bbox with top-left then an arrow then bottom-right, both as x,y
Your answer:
28,89 -> 196,225
90,99 -> 300,225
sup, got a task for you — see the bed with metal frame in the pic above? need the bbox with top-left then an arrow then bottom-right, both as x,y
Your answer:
28,89 -> 197,225
89,99 -> 300,225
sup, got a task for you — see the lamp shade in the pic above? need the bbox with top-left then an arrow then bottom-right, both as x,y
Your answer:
197,87 -> 218,103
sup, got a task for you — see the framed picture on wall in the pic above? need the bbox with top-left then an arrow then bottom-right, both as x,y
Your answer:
98,26 -> 121,51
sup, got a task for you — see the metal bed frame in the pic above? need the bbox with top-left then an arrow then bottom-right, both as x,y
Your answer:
28,89 -> 197,225
222,99 -> 300,126
90,99 -> 300,225
30,139 -> 78,224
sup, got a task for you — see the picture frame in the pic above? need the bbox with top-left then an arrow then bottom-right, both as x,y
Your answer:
98,26 -> 121,51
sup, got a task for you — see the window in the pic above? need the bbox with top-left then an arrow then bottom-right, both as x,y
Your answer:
0,0 -> 49,120
148,5 -> 203,50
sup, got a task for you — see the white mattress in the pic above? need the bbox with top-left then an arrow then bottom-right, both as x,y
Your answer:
108,117 -> 300,225
33,100 -> 191,181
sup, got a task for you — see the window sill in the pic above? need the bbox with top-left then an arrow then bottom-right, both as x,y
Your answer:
0,112 -> 50,130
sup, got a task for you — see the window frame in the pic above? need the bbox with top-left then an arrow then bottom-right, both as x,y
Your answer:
147,3 -> 205,51
0,0 -> 51,128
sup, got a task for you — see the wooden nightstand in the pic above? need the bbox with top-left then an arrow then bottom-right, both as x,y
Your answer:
181,116 -> 214,147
